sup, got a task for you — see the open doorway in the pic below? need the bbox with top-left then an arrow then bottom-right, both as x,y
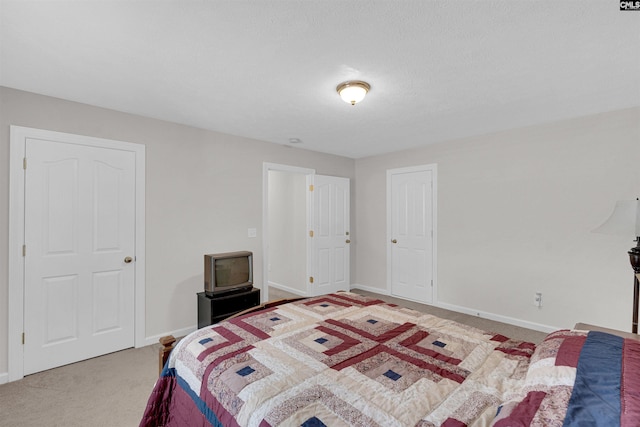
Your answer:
262,163 -> 314,302
262,163 -> 351,302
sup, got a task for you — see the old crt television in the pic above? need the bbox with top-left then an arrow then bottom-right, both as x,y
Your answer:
204,251 -> 253,296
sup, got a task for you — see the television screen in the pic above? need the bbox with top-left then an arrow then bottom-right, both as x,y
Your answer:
205,251 -> 253,296
215,256 -> 250,287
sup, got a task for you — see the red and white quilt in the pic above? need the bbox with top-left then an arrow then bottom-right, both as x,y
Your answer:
140,292 -> 638,426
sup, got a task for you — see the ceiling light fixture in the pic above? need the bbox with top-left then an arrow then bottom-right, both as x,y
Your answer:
336,80 -> 370,105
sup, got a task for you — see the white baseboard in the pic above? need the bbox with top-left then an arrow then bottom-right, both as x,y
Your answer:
0,372 -> 8,385
268,281 -> 308,297
350,283 -> 390,295
434,301 -> 559,334
141,325 -> 197,348
350,284 -> 558,334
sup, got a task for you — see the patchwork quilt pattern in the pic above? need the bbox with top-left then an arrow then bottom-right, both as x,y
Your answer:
492,329 -> 640,426
141,292 -> 535,426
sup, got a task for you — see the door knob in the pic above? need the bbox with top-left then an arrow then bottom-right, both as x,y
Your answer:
346,239 -> 351,244
391,239 -> 397,244
124,256 -> 133,264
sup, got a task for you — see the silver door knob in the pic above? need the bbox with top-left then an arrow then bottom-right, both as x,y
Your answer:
124,256 -> 133,263
391,239 -> 397,244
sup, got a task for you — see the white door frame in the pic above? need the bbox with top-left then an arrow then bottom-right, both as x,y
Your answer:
8,126 -> 146,382
386,164 -> 438,303
262,163 -> 315,302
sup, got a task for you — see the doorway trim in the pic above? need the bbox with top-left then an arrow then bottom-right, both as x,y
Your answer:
386,163 -> 438,303
262,163 -> 315,302
8,126 -> 146,382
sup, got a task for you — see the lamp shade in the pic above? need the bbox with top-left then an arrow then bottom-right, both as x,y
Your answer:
593,199 -> 640,237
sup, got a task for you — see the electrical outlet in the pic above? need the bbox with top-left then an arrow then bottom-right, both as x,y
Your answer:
534,292 -> 543,308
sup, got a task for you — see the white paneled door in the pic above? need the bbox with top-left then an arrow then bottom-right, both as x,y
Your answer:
388,167 -> 436,303
23,138 -> 136,375
308,175 -> 350,296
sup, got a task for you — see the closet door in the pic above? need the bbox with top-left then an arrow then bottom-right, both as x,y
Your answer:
388,166 -> 436,304
23,137 -> 136,375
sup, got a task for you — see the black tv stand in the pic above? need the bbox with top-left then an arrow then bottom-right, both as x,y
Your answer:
197,287 -> 261,328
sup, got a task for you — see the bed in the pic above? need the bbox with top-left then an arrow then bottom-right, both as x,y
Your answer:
140,292 -> 640,426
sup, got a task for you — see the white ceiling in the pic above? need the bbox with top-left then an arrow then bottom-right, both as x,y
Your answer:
1,1 -> 638,159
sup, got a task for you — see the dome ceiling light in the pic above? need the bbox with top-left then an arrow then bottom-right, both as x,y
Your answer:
336,80 -> 370,105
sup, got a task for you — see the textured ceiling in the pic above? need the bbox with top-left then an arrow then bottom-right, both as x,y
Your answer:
1,1 -> 638,158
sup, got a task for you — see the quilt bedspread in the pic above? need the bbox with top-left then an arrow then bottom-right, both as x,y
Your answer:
140,292 -> 535,427
492,329 -> 640,426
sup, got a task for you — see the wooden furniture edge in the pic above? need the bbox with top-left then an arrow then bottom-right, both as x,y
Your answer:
159,335 -> 177,374
574,322 -> 640,341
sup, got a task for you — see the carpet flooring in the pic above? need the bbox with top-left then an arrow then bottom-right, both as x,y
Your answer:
0,343 -> 158,426
0,288 -> 547,426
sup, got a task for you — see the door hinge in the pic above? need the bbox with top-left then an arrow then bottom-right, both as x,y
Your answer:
309,230 -> 314,238
22,332 -> 25,345
23,157 -> 27,170
309,276 -> 314,284
22,245 -> 26,257
309,185 -> 314,192
431,280 -> 433,287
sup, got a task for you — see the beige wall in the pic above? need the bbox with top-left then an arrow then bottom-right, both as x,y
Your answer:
2,85 -> 639,379
0,87 -> 355,377
354,107 -> 640,332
